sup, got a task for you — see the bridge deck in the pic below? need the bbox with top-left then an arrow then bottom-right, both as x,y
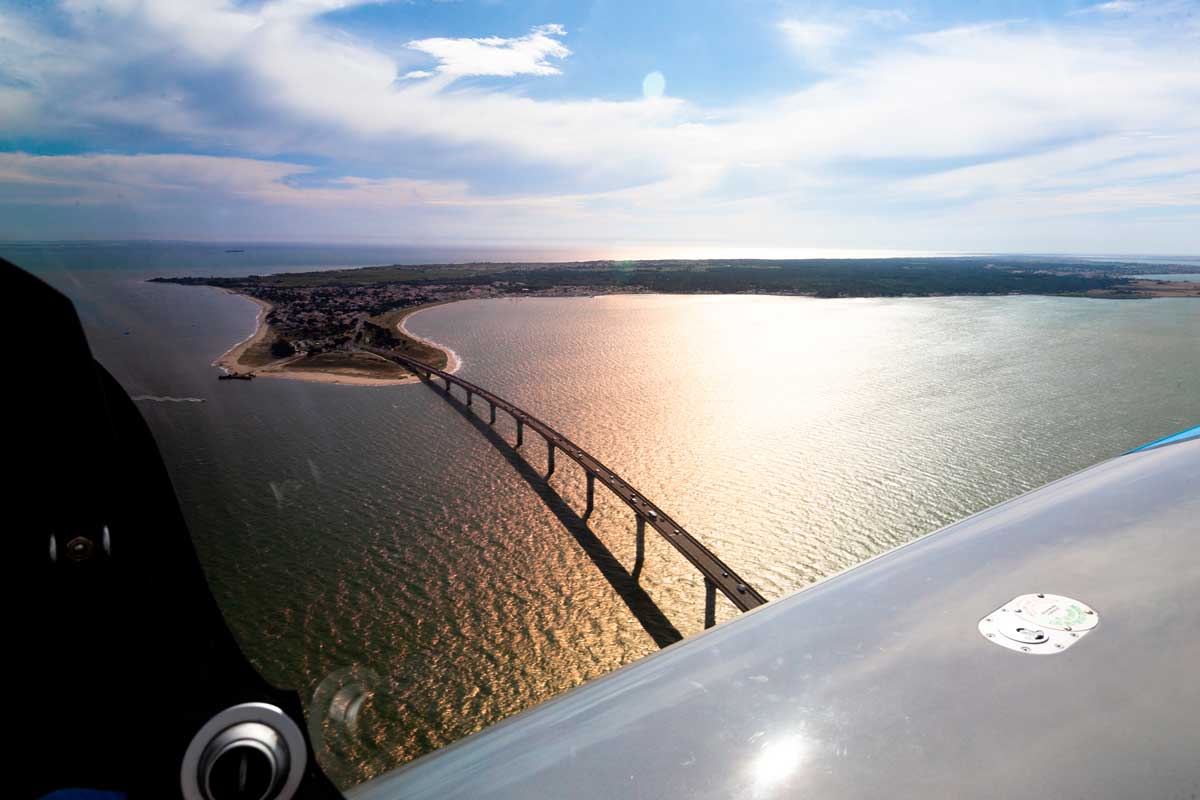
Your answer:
364,347 -> 767,614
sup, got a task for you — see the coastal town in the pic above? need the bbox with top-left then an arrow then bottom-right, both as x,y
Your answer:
247,282 -> 449,356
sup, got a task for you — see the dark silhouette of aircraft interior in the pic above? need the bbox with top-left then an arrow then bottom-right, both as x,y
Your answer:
4,257 -> 343,800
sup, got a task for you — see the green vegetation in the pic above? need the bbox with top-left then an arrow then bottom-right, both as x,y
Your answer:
426,261 -> 1119,297
364,309 -> 449,371
154,256 -> 1166,298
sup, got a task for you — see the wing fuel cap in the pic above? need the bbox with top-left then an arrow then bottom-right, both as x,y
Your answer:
978,594 -> 1098,654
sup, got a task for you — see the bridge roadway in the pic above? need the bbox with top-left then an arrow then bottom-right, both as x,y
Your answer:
363,346 -> 767,616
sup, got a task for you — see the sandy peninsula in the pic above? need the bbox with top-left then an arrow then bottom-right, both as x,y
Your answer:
213,290 -> 455,386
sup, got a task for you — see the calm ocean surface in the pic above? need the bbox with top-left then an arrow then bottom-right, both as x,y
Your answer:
8,243 -> 1199,788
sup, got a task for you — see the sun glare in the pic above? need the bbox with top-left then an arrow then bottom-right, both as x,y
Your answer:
750,734 -> 811,797
642,70 -> 666,99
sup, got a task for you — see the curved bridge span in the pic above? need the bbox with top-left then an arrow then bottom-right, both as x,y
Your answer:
364,347 -> 767,621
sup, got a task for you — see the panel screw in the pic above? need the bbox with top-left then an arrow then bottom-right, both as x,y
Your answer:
66,536 -> 94,562
1021,647 -> 1030,652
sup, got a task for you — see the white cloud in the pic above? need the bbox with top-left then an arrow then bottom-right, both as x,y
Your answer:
0,2 -> 1197,250
0,152 -> 469,209
778,20 -> 849,65
778,9 -> 913,69
907,20 -> 1024,47
1090,1 -> 1139,13
258,0 -> 384,21
405,24 -> 571,79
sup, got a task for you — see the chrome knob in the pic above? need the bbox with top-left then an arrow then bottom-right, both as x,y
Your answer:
200,722 -> 288,800
183,703 -> 307,800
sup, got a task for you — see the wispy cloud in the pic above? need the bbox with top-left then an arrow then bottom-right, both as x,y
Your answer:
1083,1 -> 1140,13
0,152 -> 470,208
404,24 -> 571,79
778,8 -> 912,69
778,20 -> 849,61
0,1 -> 1197,250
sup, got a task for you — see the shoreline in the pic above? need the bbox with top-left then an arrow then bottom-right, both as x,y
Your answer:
212,290 -> 273,373
208,284 -> 1197,387
211,289 -> 459,387
395,301 -> 462,374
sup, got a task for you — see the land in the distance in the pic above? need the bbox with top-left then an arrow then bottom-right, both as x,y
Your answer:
153,256 -> 1199,385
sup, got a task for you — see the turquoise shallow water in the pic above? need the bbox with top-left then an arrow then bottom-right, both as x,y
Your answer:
9,243 -> 1199,788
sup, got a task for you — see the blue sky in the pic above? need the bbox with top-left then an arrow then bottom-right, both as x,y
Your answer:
0,0 -> 1197,254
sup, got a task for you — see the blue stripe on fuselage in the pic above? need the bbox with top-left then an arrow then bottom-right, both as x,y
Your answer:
1126,424 -> 1200,454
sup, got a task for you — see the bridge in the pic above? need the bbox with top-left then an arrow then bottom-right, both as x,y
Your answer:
362,346 -> 767,626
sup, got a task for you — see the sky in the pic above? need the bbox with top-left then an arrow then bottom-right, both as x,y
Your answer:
0,0 -> 1198,254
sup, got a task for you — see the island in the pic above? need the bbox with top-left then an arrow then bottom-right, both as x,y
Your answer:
152,256 -> 1199,386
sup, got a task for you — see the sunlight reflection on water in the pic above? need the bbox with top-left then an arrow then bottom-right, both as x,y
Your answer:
124,291 -> 1199,787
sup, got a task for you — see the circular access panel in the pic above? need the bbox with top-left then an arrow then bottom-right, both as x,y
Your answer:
1010,594 -> 1098,632
979,593 -> 1099,654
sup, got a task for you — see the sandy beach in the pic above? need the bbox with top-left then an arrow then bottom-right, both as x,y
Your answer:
256,365 -> 421,387
212,290 -> 274,373
394,301 -> 462,373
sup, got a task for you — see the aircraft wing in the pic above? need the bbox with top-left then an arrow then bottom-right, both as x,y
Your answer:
351,429 -> 1200,800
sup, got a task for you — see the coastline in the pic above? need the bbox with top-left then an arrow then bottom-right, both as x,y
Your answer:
208,281 -> 1197,387
395,301 -> 462,374
211,288 -> 457,387
212,290 -> 273,373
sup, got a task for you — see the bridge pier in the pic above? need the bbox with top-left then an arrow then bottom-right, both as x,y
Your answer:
704,578 -> 717,629
389,346 -> 766,616
633,515 -> 646,580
